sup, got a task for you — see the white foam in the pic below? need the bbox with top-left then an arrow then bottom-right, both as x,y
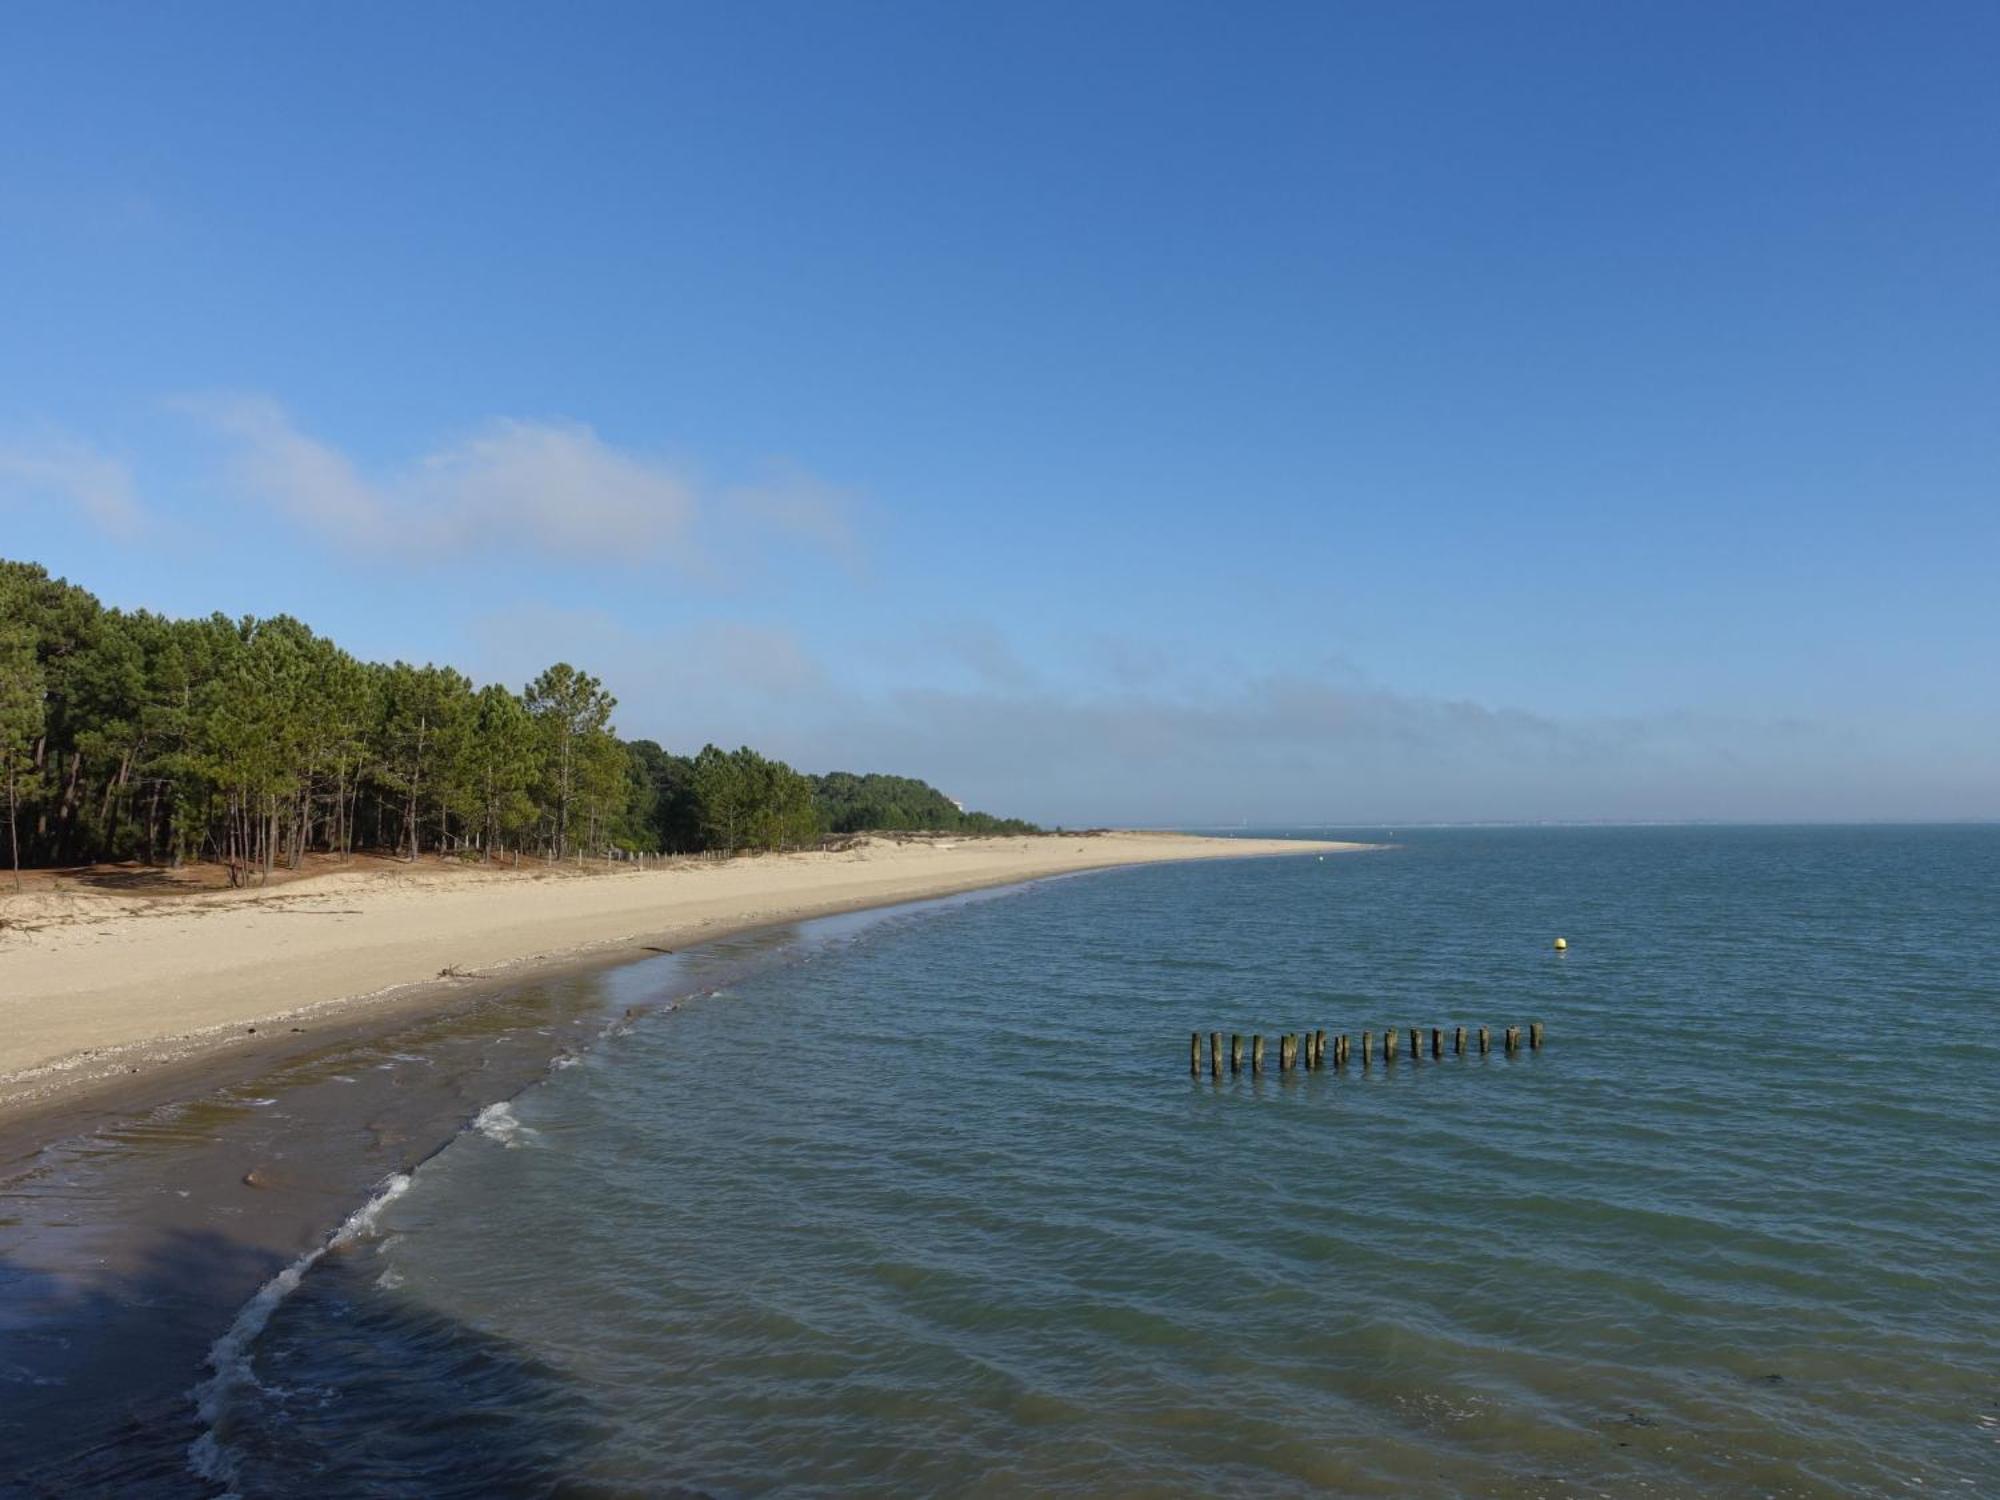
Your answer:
473,1100 -> 537,1147
186,1171 -> 413,1493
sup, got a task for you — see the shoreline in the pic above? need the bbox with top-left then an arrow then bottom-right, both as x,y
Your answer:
0,832 -> 1366,1151
0,835 -> 1366,1485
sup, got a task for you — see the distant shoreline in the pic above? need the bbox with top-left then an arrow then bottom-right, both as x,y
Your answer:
0,831 -> 1368,1145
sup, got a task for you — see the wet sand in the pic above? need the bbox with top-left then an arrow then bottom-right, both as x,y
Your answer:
0,892 -> 1016,1492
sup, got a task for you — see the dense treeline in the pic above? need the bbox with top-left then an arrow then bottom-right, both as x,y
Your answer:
0,560 -> 1035,885
812,771 -> 1038,835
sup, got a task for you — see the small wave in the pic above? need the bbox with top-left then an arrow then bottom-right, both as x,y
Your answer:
187,1171 -> 413,1493
473,1100 -> 537,1147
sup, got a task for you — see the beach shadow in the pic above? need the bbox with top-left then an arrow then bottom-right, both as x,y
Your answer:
0,1229 -> 630,1500
68,866 -> 205,893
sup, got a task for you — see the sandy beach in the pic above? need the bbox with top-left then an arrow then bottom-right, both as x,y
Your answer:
0,831 -> 1360,1130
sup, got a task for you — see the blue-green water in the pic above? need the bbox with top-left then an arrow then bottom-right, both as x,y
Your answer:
210,829 -> 1999,1496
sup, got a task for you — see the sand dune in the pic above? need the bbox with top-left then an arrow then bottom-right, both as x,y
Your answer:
0,832 -> 1362,1122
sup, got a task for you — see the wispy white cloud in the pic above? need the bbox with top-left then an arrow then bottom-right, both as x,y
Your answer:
725,465 -> 864,572
0,431 -> 145,538
177,394 -> 858,571
177,394 -> 697,559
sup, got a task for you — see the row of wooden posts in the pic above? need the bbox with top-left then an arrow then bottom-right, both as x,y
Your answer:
1189,1023 -> 1544,1076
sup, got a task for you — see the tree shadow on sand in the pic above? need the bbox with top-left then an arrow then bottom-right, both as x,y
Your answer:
0,1228 -> 699,1500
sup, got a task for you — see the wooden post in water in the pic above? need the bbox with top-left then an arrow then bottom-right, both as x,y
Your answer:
1210,1032 -> 1223,1078
1505,1025 -> 1521,1054
1315,1029 -> 1327,1067
1361,1031 -> 1373,1066
1382,1030 -> 1396,1064
1408,1026 -> 1421,1060
1431,1026 -> 1443,1059
1253,1035 -> 1265,1073
1283,1034 -> 1297,1072
1530,1022 -> 1545,1050
1336,1034 -> 1349,1067
1191,1032 -> 1200,1075
1230,1034 -> 1243,1073
1478,1025 -> 1490,1054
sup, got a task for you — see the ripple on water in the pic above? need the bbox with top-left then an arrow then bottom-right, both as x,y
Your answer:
214,829 -> 2000,1496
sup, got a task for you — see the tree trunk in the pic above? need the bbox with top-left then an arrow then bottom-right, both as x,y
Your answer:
7,767 -> 20,892
97,746 -> 135,857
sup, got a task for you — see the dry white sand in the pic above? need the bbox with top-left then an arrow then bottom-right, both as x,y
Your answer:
0,832 -> 1362,1119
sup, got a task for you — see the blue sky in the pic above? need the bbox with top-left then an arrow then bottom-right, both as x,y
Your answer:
3,2 -> 1995,824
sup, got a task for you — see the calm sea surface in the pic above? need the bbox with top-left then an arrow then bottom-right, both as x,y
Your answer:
203,829 -> 1998,1496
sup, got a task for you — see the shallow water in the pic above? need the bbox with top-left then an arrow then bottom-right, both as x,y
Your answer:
29,829 -> 2000,1496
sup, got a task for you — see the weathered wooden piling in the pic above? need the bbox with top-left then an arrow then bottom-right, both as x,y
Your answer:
1185,1018 -> 1547,1078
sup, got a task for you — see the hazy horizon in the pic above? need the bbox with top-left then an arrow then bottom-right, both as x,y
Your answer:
5,5 -> 1995,828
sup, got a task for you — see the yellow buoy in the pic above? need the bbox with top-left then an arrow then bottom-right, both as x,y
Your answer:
1553,937 -> 1568,951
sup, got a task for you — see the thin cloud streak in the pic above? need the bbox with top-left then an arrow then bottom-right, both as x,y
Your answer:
0,431 -> 145,538
460,606 -> 1898,825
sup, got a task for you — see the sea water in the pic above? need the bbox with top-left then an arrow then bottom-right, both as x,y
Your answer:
195,829 -> 2000,1496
